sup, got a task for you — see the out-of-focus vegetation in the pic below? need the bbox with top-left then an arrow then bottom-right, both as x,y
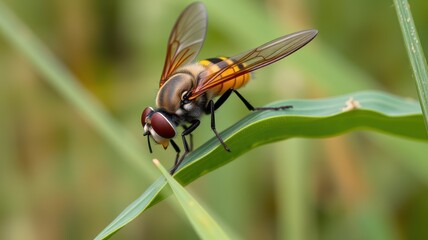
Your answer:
1,0 -> 427,239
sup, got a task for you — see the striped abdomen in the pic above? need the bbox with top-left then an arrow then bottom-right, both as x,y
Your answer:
198,57 -> 251,97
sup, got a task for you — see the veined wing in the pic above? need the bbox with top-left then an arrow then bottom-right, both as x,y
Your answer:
189,29 -> 318,100
159,2 -> 207,87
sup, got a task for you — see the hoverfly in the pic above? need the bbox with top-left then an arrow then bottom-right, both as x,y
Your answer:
142,2 -> 317,174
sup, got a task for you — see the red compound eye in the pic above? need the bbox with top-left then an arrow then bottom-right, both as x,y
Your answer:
151,112 -> 176,138
141,107 -> 154,127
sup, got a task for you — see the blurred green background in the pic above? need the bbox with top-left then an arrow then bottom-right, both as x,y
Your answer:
1,0 -> 428,239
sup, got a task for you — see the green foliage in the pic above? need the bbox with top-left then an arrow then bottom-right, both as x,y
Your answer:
394,0 -> 428,130
1,0 -> 428,239
96,91 -> 426,239
152,159 -> 232,240
0,1 -> 158,181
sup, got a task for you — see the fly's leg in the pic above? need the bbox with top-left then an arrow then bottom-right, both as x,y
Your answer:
231,89 -> 293,111
213,88 -> 292,111
170,139 -> 180,167
208,88 -> 292,152
208,100 -> 231,152
181,125 -> 194,151
170,120 -> 200,175
207,89 -> 238,151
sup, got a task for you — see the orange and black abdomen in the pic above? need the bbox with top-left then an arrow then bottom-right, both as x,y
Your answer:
198,57 -> 251,97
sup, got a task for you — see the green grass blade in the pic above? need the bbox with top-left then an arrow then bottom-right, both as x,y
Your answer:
0,2 -> 157,179
175,91 -> 425,181
95,91 -> 427,239
275,139 -> 313,240
393,0 -> 428,131
153,159 -> 233,240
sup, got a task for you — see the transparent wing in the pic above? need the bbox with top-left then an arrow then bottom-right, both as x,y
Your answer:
189,29 -> 318,99
159,2 -> 207,87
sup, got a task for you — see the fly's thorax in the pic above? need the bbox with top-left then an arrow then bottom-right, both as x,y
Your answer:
156,63 -> 206,115
156,73 -> 191,113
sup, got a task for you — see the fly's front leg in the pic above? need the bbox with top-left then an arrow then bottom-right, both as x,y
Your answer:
170,120 -> 200,174
169,139 -> 180,167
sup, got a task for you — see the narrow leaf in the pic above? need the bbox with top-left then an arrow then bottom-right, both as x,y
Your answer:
0,2 -> 156,179
153,159 -> 232,240
96,91 -> 427,239
393,0 -> 428,131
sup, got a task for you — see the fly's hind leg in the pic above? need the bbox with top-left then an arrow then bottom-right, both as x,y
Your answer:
231,89 -> 293,111
208,88 -> 292,153
213,88 -> 292,111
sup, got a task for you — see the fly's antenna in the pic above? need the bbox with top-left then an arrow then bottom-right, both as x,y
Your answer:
147,134 -> 153,153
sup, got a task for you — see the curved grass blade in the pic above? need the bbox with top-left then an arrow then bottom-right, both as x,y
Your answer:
393,0 -> 428,131
0,2 -> 157,179
153,159 -> 233,240
96,91 -> 427,239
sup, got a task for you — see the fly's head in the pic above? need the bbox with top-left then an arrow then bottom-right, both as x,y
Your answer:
141,107 -> 177,150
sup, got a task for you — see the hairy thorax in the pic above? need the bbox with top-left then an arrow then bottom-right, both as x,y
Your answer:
156,63 -> 208,122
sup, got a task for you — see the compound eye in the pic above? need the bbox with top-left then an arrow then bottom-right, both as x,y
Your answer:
141,107 -> 154,127
151,112 -> 176,139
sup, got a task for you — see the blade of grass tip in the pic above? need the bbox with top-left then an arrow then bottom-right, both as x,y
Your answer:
153,159 -> 233,240
393,0 -> 428,131
0,3 -> 157,179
